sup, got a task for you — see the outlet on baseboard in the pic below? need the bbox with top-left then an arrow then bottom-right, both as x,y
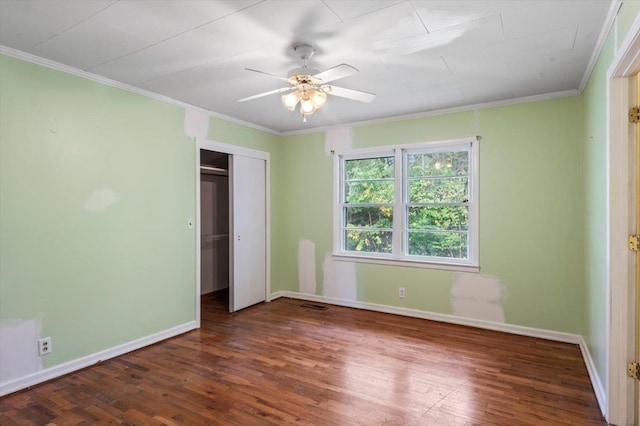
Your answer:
38,337 -> 52,356
398,287 -> 406,298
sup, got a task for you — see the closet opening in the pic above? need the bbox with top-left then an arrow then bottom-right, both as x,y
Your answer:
200,149 -> 230,311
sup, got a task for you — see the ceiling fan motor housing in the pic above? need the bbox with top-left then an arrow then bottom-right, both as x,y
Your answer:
287,67 -> 320,79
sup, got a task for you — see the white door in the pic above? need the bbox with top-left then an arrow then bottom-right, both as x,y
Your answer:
230,154 -> 266,312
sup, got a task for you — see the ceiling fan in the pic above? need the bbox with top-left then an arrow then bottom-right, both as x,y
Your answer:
238,44 -> 376,122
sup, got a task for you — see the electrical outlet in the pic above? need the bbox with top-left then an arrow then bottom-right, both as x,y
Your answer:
398,287 -> 406,298
38,337 -> 52,356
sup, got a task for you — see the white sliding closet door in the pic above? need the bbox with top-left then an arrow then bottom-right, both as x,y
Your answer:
230,154 -> 266,312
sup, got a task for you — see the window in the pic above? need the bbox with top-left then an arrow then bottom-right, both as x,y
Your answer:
334,138 -> 478,270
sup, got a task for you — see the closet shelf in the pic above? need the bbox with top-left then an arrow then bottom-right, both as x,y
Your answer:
201,233 -> 229,249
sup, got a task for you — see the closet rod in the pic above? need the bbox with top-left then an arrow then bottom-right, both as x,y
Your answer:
200,165 -> 229,176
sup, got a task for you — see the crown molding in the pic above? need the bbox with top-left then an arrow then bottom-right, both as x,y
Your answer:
0,45 -> 281,136
280,89 -> 580,136
579,0 -> 622,93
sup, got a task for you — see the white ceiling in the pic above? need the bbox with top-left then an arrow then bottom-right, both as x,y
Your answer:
0,0 -> 612,133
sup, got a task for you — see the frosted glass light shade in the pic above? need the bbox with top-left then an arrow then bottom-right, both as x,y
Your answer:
282,92 -> 300,111
300,98 -> 316,114
310,90 -> 327,108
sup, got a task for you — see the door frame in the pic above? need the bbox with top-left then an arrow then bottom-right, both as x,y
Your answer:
607,13 -> 640,425
195,138 -> 271,325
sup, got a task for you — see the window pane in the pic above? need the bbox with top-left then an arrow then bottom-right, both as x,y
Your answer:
345,206 -> 393,228
346,157 -> 394,180
408,206 -> 468,231
345,230 -> 392,253
408,231 -> 468,259
408,177 -> 468,203
407,151 -> 468,178
345,180 -> 394,204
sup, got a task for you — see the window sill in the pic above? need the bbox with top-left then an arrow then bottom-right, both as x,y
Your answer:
332,254 -> 480,273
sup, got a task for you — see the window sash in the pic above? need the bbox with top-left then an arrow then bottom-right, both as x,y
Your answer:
402,146 -> 472,263
335,138 -> 478,267
340,153 -> 396,256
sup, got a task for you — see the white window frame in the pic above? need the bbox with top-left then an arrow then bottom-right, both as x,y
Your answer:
332,137 -> 479,272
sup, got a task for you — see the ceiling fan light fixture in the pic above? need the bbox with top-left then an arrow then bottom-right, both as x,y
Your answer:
310,90 -> 327,108
300,98 -> 317,115
241,44 -> 375,123
282,91 -> 299,111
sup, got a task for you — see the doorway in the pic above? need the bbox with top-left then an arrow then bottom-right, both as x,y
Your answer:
200,150 -> 230,310
196,139 -> 271,320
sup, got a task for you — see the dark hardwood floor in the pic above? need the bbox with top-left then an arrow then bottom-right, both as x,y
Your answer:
0,293 -> 605,425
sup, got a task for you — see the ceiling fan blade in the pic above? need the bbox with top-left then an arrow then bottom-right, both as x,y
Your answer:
244,68 -> 288,81
238,87 -> 292,102
313,64 -> 359,83
326,85 -> 376,103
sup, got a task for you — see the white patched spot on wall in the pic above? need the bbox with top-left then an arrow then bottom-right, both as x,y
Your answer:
183,109 -> 210,140
83,186 -> 120,214
322,255 -> 357,300
325,127 -> 352,156
0,318 -> 42,383
471,109 -> 481,135
451,273 -> 506,323
298,239 -> 317,294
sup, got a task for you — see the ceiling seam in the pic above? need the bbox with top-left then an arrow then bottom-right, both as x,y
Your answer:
26,0 -> 120,52
127,5 -> 349,86
409,0 -> 430,33
441,56 -> 452,75
84,0 -> 268,72
132,41 -> 287,87
320,1 -> 343,22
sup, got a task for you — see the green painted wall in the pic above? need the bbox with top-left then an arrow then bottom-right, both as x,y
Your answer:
278,131 -> 332,294
582,0 -> 640,391
0,54 -> 280,373
279,97 -> 585,333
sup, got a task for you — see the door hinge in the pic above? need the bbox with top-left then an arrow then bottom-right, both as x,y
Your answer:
628,362 -> 640,380
630,106 -> 640,123
628,234 -> 640,251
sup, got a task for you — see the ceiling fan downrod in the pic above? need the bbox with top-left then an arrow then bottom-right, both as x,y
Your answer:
294,44 -> 315,69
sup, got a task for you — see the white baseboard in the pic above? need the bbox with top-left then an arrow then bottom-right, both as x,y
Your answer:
0,320 -> 198,397
271,291 -> 582,344
578,336 -> 607,417
269,290 -> 286,300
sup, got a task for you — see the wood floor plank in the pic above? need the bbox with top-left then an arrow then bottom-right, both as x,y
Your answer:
0,293 -> 605,425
